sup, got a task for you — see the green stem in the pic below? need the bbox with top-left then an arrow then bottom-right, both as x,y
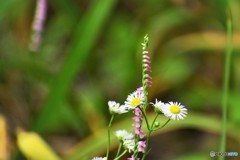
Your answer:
141,130 -> 152,160
115,142 -> 122,158
142,114 -> 159,160
160,118 -> 171,129
152,118 -> 171,131
106,115 -> 114,159
114,150 -> 127,160
151,114 -> 159,129
143,87 -> 148,110
140,108 -> 150,131
219,7 -> 233,160
133,123 -> 141,159
133,149 -> 138,159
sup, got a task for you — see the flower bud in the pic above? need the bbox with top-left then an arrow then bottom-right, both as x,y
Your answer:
154,121 -> 160,128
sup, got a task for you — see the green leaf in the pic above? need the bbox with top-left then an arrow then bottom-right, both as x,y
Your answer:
33,0 -> 118,133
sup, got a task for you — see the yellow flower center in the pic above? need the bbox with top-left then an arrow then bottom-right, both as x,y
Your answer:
170,105 -> 180,114
130,98 -> 141,107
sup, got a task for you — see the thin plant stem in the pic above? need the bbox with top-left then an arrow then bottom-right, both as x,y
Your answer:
141,129 -> 152,160
219,7 -> 233,160
140,108 -> 150,130
115,142 -> 122,158
114,150 -> 127,160
133,137 -> 139,159
106,115 -> 114,159
160,118 -> 171,129
142,114 -> 159,160
142,118 -> 171,160
151,114 -> 159,129
143,88 -> 148,110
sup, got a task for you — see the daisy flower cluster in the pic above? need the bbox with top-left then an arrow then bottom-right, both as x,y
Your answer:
152,100 -> 187,120
92,35 -> 188,160
115,129 -> 145,153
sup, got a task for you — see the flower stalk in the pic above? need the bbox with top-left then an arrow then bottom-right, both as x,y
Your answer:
106,115 -> 114,159
92,35 -> 188,160
219,7 -> 233,160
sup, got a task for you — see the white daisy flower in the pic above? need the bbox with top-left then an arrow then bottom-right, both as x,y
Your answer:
151,99 -> 166,114
162,102 -> 187,120
108,101 -> 128,114
115,130 -> 134,141
123,139 -> 135,153
124,90 -> 144,110
115,130 -> 135,152
92,157 -> 107,160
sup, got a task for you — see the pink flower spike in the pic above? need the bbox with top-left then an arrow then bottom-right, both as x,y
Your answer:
133,108 -> 145,138
136,87 -> 143,92
138,140 -> 146,153
144,64 -> 152,71
147,83 -> 152,87
143,51 -> 149,54
141,35 -> 152,88
30,0 -> 48,52
134,108 -> 142,113
147,84 -> 152,87
143,59 -> 151,64
128,155 -> 140,160
33,0 -> 47,31
139,130 -> 145,139
146,74 -> 152,79
147,79 -> 152,84
134,122 -> 141,128
143,55 -> 150,60
133,116 -> 141,122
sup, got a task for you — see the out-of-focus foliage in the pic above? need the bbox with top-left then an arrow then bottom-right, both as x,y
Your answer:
0,0 -> 240,159
17,129 -> 61,160
0,115 -> 8,159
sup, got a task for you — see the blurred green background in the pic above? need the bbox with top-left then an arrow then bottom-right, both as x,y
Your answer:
0,0 -> 240,159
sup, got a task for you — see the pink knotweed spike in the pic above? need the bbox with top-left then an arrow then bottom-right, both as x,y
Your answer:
136,87 -> 143,93
143,50 -> 149,54
146,74 -> 152,87
141,34 -> 152,89
133,116 -> 141,122
128,155 -> 140,160
29,0 -> 47,52
146,74 -> 152,79
146,80 -> 152,87
133,108 -> 145,138
143,59 -> 151,64
144,64 -> 152,72
138,130 -> 145,139
134,122 -> 141,128
134,108 -> 142,116
143,54 -> 150,60
147,79 -> 152,83
138,140 -> 146,153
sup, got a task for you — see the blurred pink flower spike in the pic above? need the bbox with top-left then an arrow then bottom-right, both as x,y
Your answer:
29,0 -> 47,52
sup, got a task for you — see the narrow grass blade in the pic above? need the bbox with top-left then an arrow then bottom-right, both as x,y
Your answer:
33,0 -> 117,133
